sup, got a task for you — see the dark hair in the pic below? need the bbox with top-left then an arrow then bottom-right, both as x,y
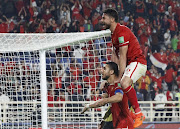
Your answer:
106,62 -> 119,77
103,8 -> 119,22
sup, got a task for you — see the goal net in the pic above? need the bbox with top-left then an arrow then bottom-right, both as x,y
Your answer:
0,30 -> 112,129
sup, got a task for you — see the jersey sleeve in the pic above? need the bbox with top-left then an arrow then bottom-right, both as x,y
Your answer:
114,87 -> 124,95
117,29 -> 130,47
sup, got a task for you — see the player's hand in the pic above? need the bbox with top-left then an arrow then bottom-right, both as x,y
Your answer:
98,121 -> 105,129
81,105 -> 89,114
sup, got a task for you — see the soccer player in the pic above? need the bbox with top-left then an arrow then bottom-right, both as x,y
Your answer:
81,62 -> 134,129
98,107 -> 114,129
100,8 -> 147,128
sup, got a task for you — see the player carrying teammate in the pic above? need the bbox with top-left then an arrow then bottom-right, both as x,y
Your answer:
81,62 -> 134,129
100,8 -> 147,128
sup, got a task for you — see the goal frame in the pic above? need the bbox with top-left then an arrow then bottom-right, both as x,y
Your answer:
0,30 -> 111,129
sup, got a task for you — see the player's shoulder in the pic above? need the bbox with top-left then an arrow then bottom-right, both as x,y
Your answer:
118,24 -> 131,30
117,24 -> 131,34
114,82 -> 122,89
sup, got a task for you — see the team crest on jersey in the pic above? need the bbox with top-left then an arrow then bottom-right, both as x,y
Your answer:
118,36 -> 124,43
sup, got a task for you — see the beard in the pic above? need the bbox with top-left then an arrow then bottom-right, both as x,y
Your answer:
102,75 -> 110,80
104,24 -> 111,29
100,22 -> 111,29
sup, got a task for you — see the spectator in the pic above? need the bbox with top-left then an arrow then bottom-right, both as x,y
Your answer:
168,15 -> 178,37
165,90 -> 173,121
157,0 -> 166,17
73,45 -> 85,64
164,29 -> 171,47
171,34 -> 179,51
68,20 -> 79,32
0,89 -> 10,123
153,15 -> 161,30
83,18 -> 94,32
135,0 -> 145,17
71,0 -> 82,21
83,70 -> 97,92
91,11 -> 101,28
137,74 -> 151,101
67,80 -> 82,101
71,81 -> 83,101
0,16 -> 8,33
145,0 -> 154,23
53,71 -> 64,90
124,0 -> 134,15
15,0 -> 25,13
106,0 -> 116,9
42,9 -> 52,23
57,91 -> 65,107
47,90 -> 55,107
81,0 -> 92,18
164,65 -> 176,91
137,24 -> 151,53
154,88 -> 167,121
116,0 -> 124,19
58,3 -> 71,27
148,70 -> 164,91
8,16 -> 16,33
165,6 -> 173,18
150,27 -> 161,52
176,2 -> 180,31
161,15 -> 170,33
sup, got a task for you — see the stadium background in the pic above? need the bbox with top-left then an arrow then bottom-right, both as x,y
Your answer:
0,0 -> 180,129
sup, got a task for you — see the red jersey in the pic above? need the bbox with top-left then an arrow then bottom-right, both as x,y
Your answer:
165,68 -> 174,83
158,3 -> 166,13
112,23 -> 147,65
47,95 -> 54,107
168,19 -> 178,31
105,83 -> 133,129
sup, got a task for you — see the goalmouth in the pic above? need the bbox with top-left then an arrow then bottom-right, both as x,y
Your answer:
0,30 -> 112,129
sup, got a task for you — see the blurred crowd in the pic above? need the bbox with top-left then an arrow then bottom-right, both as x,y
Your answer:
0,0 -> 180,110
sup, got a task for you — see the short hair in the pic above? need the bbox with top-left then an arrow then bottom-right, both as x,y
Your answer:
103,8 -> 119,22
106,62 -> 119,77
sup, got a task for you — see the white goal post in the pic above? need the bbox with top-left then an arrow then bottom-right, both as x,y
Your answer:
0,30 -> 112,129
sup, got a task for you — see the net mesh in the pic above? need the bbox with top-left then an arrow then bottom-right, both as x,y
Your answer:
0,31 -> 112,129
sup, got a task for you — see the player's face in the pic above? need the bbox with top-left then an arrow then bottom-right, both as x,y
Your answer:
100,13 -> 111,29
102,64 -> 111,80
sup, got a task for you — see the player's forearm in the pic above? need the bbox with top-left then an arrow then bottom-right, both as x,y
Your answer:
119,55 -> 127,78
106,93 -> 123,103
89,103 -> 100,108
89,100 -> 105,108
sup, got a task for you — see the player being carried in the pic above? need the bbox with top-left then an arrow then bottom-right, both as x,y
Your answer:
81,62 -> 134,129
100,8 -> 147,128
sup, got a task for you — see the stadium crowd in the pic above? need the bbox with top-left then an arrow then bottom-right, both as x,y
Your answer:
0,0 -> 180,113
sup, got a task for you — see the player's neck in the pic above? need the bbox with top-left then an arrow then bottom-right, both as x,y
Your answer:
110,22 -> 117,33
107,75 -> 117,85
